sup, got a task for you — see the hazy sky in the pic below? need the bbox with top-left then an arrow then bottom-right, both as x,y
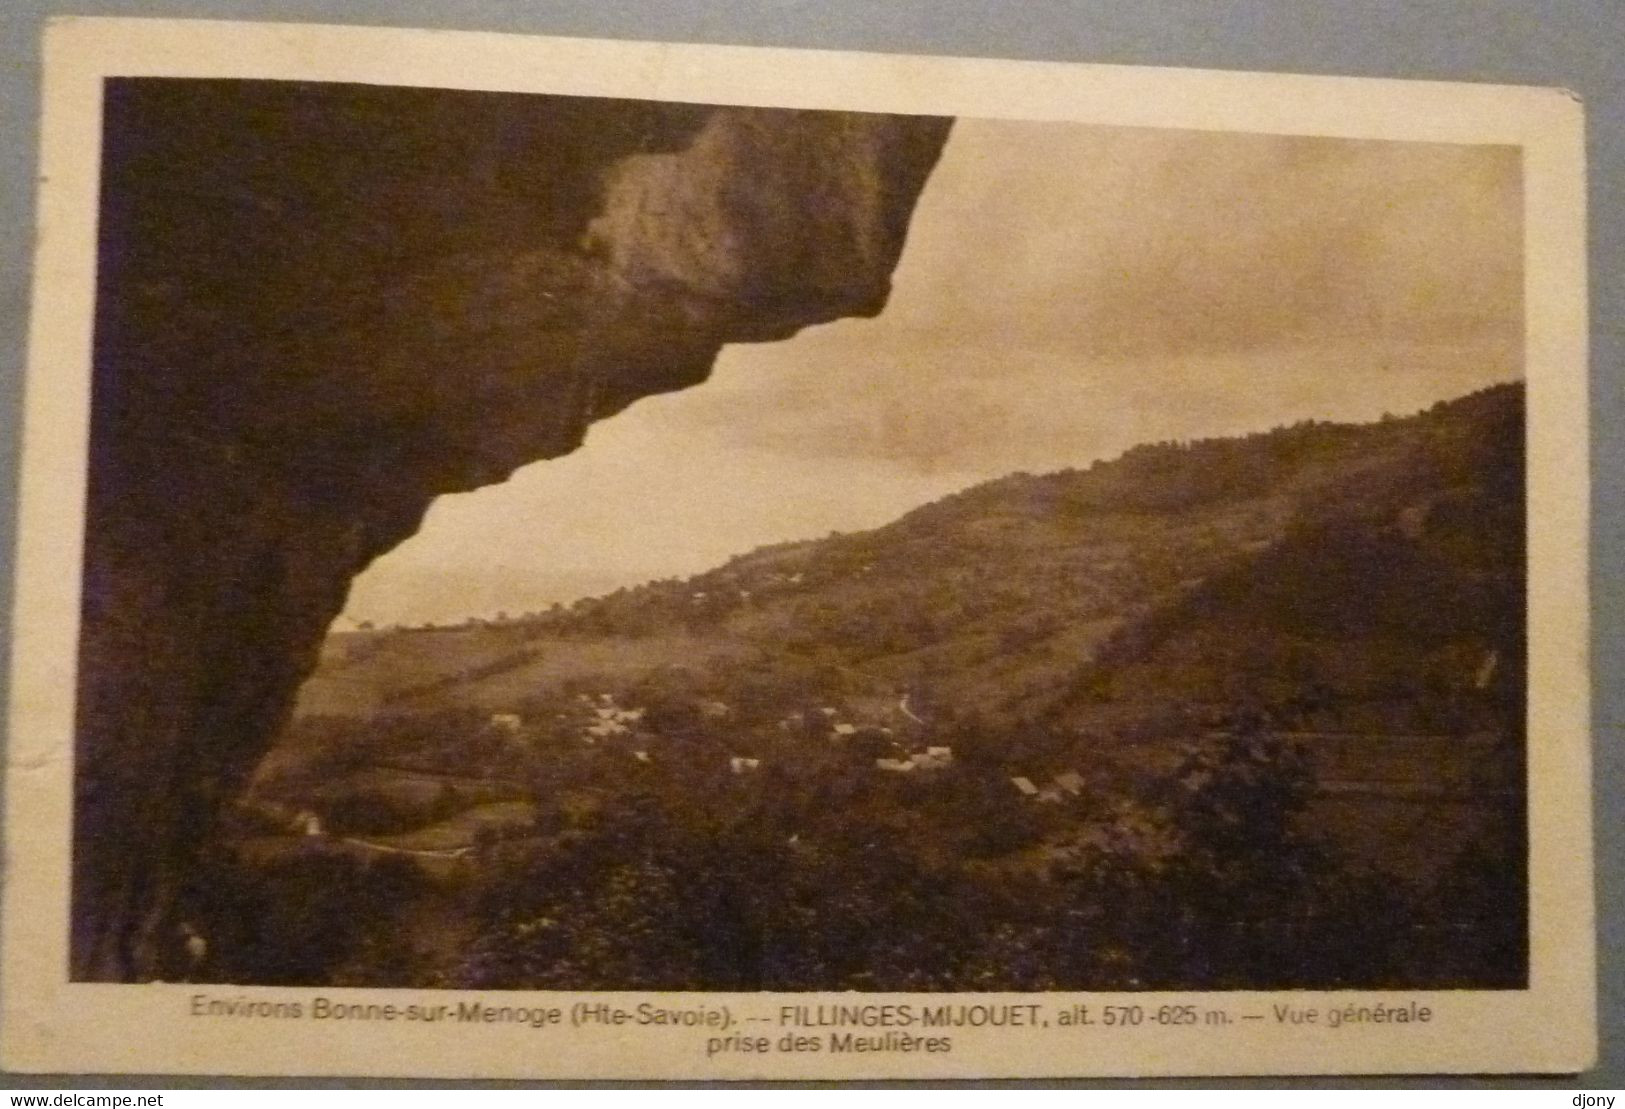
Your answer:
341,117 -> 1522,627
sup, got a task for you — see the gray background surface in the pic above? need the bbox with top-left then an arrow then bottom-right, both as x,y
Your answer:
0,0 -> 1617,1089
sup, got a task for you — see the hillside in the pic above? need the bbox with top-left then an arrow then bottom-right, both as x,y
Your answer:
224,382 -> 1525,993
289,382 -> 1522,742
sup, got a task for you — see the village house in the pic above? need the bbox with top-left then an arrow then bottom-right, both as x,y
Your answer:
872,746 -> 954,773
1010,770 -> 1083,801
583,697 -> 645,740
584,718 -> 627,740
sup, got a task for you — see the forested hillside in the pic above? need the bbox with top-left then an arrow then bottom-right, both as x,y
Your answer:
198,383 -> 1525,992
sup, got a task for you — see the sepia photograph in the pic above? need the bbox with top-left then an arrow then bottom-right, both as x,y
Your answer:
79,79 -> 1529,994
0,17 -> 1592,1080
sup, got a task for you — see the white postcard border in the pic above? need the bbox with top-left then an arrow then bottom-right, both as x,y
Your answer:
0,16 -> 1592,1079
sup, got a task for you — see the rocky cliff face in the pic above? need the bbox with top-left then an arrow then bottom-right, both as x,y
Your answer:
74,79 -> 950,979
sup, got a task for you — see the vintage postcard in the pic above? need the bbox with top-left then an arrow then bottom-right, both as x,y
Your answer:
0,16 -> 1591,1079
